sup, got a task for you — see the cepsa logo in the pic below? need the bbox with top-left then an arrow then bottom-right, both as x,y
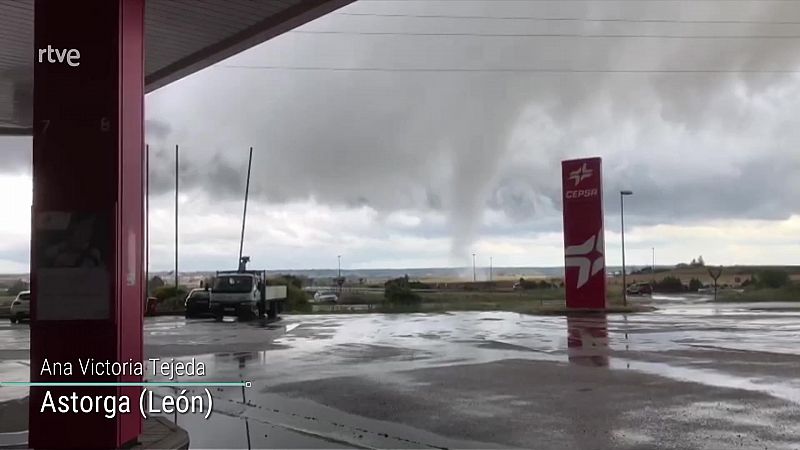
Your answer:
565,163 -> 598,199
566,188 -> 598,199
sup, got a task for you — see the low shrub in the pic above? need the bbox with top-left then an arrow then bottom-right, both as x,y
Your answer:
151,285 -> 189,312
688,278 -> 703,291
268,276 -> 310,313
384,276 -> 422,305
754,269 -> 790,289
653,276 -> 686,293
516,278 -> 558,290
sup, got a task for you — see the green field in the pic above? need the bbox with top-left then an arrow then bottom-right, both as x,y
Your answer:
307,284 -> 650,315
717,285 -> 800,302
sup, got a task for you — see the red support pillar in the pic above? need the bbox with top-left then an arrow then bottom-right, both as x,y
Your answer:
30,1 -> 145,448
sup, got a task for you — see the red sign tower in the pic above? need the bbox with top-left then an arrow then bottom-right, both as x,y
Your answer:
561,157 -> 607,309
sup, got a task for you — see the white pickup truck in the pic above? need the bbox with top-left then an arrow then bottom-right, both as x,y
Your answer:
209,270 -> 286,321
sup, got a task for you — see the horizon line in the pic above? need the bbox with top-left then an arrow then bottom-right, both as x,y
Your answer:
2,263 -> 799,278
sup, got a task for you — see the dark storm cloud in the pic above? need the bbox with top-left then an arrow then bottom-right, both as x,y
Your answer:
145,119 -> 171,140
146,139 -> 252,202
606,158 -> 800,224
141,0 -> 800,255
0,136 -> 31,173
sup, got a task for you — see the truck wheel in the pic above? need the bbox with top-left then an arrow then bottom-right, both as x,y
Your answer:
237,305 -> 257,322
257,300 -> 266,318
267,302 -> 278,320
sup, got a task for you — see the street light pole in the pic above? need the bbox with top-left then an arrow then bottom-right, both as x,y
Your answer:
620,190 -> 633,306
145,144 -> 149,291
472,253 -> 476,282
652,247 -> 655,273
238,147 -> 253,268
174,144 -> 179,289
337,255 -> 342,295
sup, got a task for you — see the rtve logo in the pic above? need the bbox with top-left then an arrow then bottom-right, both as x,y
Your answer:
565,163 -> 598,199
37,45 -> 80,67
564,231 -> 605,289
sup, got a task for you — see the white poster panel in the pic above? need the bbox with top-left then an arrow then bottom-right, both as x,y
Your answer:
35,211 -> 111,320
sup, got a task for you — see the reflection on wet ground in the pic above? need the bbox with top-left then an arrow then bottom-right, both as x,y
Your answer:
2,297 -> 800,448
567,315 -> 609,367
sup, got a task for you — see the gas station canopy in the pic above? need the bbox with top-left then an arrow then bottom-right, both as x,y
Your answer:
0,0 -> 353,135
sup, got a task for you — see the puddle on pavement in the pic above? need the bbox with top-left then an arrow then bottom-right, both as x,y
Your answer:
0,360 -> 29,402
149,386 -> 498,449
4,298 -> 800,447
163,411 -> 354,449
231,307 -> 800,403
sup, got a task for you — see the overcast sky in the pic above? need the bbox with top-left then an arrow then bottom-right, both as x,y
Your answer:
2,0 -> 800,273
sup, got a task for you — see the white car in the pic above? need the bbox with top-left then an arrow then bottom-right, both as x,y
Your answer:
9,290 -> 30,323
312,291 -> 338,304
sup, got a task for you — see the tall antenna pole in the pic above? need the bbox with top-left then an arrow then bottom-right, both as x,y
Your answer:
145,144 -> 149,291
174,144 -> 179,288
621,193 -> 627,307
238,147 -> 254,266
472,253 -> 476,282
652,247 -> 655,273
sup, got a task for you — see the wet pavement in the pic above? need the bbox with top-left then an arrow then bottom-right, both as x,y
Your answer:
1,296 -> 800,449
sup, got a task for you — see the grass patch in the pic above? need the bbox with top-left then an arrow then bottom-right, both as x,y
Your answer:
364,300 -> 653,316
338,290 -> 385,305
419,289 -> 565,304
516,304 -> 656,315
292,287 -> 652,316
717,285 -> 800,302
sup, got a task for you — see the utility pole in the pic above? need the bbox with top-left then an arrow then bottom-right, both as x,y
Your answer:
238,147 -> 253,267
620,190 -> 634,306
174,144 -> 179,288
337,255 -> 343,295
652,247 -> 655,273
472,253 -> 476,282
489,256 -> 493,282
145,144 -> 149,291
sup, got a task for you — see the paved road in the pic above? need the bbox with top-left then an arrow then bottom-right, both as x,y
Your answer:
1,296 -> 800,449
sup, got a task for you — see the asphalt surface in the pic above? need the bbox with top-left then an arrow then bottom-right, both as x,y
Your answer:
1,296 -> 799,449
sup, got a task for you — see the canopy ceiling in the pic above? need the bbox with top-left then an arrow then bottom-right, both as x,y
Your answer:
0,0 -> 354,135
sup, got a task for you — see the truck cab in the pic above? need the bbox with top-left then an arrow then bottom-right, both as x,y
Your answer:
209,269 -> 286,321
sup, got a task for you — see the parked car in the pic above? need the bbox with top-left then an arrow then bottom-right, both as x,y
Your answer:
626,283 -> 653,296
312,291 -> 338,304
184,288 -> 211,318
9,290 -> 30,323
